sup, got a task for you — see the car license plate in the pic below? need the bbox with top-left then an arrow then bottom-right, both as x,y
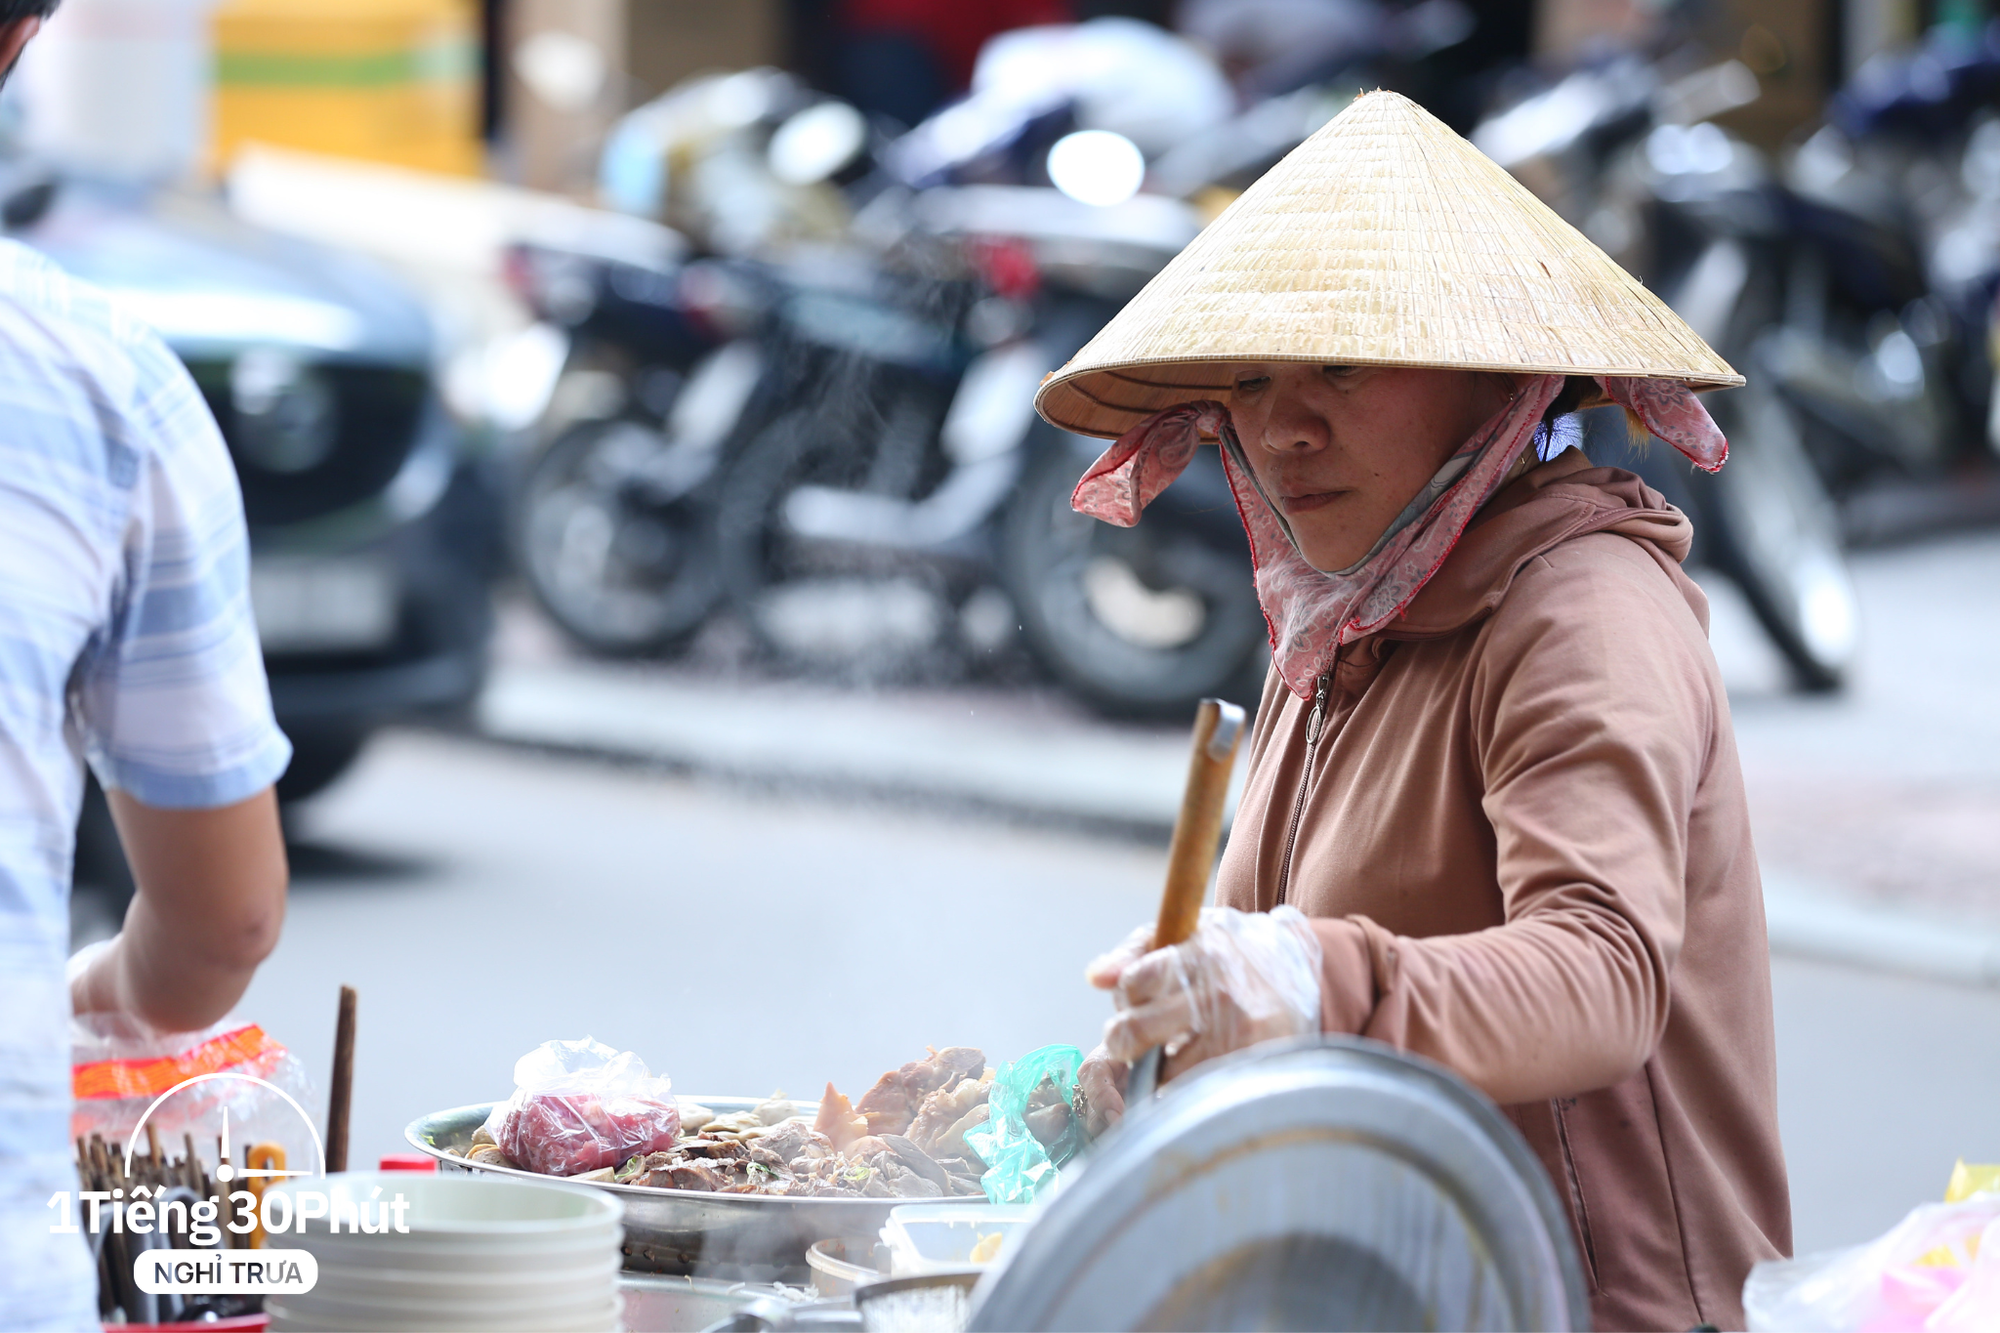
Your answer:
250,556 -> 397,652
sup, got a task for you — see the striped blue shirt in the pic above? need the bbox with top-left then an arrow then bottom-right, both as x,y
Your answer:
0,240 -> 292,1329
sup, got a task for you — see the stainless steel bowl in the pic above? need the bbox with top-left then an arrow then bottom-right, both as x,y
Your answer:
406,1100 -> 984,1282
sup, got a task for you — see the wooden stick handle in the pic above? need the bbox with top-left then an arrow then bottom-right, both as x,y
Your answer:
327,985 -> 357,1174
1154,698 -> 1247,949
1128,698 -> 1248,1110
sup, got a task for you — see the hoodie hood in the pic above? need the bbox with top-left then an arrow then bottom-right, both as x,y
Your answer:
1389,447 -> 1695,640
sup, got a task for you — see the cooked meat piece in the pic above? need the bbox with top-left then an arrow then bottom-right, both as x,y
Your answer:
756,1096 -> 797,1125
907,1069 -> 992,1156
807,1157 -> 879,1196
874,1156 -> 944,1199
853,1067 -> 927,1137
1025,1099 -> 1074,1150
615,1151 -> 671,1183
803,1179 -> 866,1198
680,1136 -> 750,1161
812,1083 -> 869,1152
756,1119 -> 822,1162
748,1145 -> 790,1173
946,1171 -> 986,1197
845,1136 -> 892,1159
882,1135 -> 953,1193
862,1151 -> 929,1198
651,1160 -> 729,1192
855,1047 -> 986,1137
859,1167 -> 894,1198
678,1103 -> 716,1134
928,1103 -> 991,1165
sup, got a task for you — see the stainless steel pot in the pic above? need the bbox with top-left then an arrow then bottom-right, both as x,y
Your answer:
406,1099 -> 984,1282
967,1038 -> 1590,1332
618,1275 -> 814,1333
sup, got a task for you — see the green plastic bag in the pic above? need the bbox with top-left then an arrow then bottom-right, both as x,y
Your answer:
964,1044 -> 1084,1205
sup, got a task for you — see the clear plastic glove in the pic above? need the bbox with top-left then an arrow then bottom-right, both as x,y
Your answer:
1087,905 -> 1323,1078
1075,1045 -> 1128,1137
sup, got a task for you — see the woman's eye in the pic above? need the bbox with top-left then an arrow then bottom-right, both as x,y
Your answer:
1234,376 -> 1270,395
1321,364 -> 1357,380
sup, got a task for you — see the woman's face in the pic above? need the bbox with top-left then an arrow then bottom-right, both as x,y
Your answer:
1228,364 -> 1516,570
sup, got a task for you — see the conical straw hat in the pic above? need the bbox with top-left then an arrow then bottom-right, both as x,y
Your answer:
1035,90 -> 1741,438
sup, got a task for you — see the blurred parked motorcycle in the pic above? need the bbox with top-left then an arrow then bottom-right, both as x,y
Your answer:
713,205 -> 1270,714
505,235 -> 769,654
707,21 -> 1283,715
1475,54 -> 1862,690
1773,29 -> 2000,494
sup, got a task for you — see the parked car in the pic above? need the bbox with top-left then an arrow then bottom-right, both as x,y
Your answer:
6,172 -> 503,894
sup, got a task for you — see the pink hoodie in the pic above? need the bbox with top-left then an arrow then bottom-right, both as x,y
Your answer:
1216,448 -> 1790,1331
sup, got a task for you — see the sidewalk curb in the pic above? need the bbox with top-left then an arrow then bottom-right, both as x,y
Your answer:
476,663 -> 2000,990
1763,874 -> 2000,989
476,662 -> 1238,842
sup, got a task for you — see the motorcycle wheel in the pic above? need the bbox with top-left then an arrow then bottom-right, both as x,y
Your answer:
715,410 -> 957,674
515,416 -> 722,656
1001,432 -> 1268,720
1697,370 -> 1860,691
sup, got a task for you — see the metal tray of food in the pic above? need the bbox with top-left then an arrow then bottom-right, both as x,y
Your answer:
406,1099 -> 984,1283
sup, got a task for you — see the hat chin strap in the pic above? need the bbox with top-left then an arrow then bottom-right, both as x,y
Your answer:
1068,373 -> 1729,699
1220,428 -> 1491,577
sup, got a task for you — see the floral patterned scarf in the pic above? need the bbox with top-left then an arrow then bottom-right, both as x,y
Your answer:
1069,374 -> 1729,700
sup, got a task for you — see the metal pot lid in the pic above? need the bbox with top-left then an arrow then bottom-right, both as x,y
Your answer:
966,1037 -> 1588,1332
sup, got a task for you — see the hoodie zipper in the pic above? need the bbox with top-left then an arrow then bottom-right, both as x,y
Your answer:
1274,670 -> 1331,906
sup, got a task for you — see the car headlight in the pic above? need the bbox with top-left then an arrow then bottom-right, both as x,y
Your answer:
231,348 -> 338,474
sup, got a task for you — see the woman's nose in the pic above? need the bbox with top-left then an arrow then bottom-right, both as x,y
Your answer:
1257,393 -> 1329,455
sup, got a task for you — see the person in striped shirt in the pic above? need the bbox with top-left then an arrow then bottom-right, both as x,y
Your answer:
0,6 -> 294,1325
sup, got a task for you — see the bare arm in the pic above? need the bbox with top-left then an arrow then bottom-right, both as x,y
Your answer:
71,786 -> 289,1032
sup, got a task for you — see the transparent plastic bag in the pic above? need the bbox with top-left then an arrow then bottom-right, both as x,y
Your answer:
1744,1199 -> 2000,1331
1946,1160 -> 2000,1203
71,1010 -> 319,1175
963,1044 -> 1083,1205
487,1036 -> 680,1176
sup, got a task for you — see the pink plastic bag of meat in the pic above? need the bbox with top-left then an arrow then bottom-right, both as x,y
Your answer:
487,1037 -> 680,1176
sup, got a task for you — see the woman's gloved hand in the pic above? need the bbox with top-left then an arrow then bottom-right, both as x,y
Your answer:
1087,905 -> 1323,1079
1075,1045 -> 1129,1137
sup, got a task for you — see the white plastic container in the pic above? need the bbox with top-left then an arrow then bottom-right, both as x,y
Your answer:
881,1203 -> 1034,1276
259,1172 -> 623,1332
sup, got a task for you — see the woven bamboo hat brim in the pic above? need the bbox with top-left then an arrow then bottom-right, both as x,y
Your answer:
1035,90 -> 1741,439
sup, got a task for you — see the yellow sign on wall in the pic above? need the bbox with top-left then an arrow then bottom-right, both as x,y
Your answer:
213,0 -> 481,177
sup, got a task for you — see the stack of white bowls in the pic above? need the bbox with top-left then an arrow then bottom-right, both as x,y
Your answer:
261,1171 -> 624,1332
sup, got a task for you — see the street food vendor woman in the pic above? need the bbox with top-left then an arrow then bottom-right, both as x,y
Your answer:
1064,92 -> 1788,1332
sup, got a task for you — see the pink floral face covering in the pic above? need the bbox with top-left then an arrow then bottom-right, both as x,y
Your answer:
1069,374 -> 1729,699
